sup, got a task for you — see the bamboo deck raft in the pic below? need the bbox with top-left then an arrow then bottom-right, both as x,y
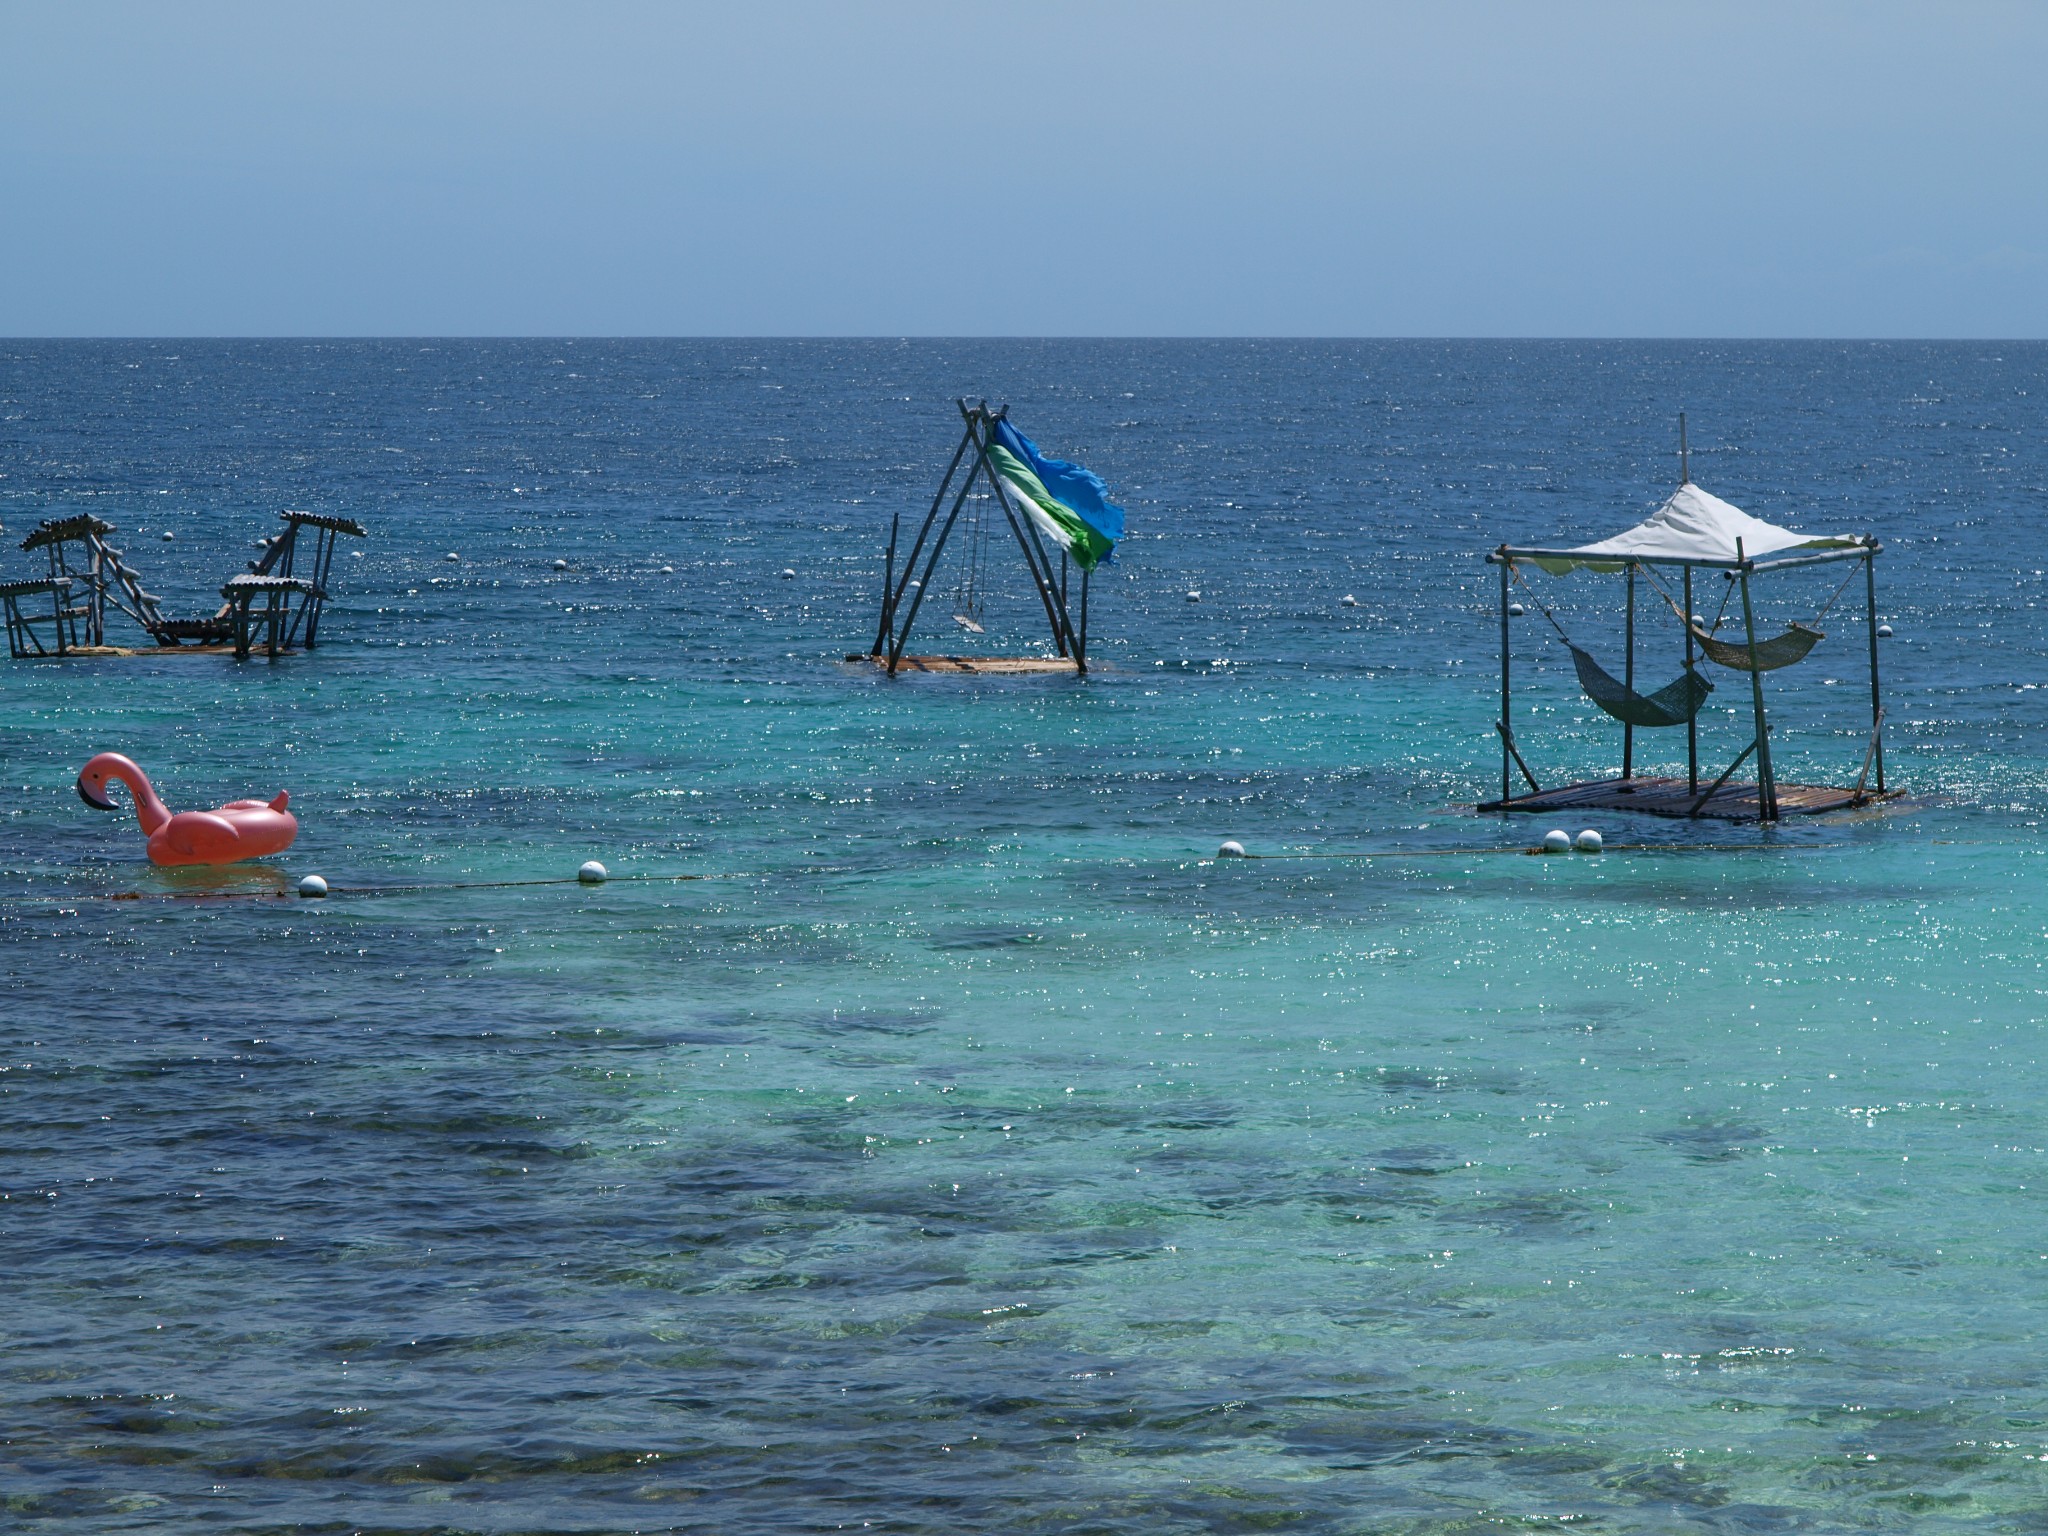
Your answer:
847,652 -> 1080,675
1480,774 -> 1902,821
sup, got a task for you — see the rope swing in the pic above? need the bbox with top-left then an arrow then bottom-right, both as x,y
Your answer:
949,485 -> 991,633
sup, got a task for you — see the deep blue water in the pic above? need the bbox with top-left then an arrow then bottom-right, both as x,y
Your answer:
3,339 -> 2047,1533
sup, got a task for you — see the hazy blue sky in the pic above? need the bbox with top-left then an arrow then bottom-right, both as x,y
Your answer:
3,2 -> 2044,336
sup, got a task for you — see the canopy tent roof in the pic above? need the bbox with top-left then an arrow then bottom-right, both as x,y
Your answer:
1499,483 -> 1869,573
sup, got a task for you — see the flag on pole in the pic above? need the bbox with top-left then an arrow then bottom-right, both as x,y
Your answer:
986,419 -> 1125,571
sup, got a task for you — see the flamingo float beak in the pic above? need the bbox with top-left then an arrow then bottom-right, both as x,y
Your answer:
76,776 -> 116,810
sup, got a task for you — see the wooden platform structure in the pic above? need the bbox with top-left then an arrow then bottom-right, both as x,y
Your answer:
846,652 -> 1079,675
6,509 -> 364,660
220,574 -> 321,661
864,400 -> 1120,676
1481,774 -> 1900,821
1481,418 -> 1891,823
0,577 -> 82,656
18,515 -> 169,648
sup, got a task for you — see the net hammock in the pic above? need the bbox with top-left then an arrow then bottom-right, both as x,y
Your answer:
1511,564 -> 1714,728
1637,560 -> 1852,673
1569,645 -> 1714,728
1689,621 -> 1823,672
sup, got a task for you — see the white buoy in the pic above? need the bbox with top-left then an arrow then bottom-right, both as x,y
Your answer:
444,551 -> 459,562
1877,623 -> 1893,638
1542,829 -> 1571,853
1186,590 -> 1202,603
297,874 -> 329,899
578,860 -> 608,884
553,558 -> 568,570
659,565 -> 674,574
161,530 -> 176,541
1218,840 -> 1247,858
780,567 -> 797,579
1341,594 -> 1358,607
1690,614 -> 1706,629
1575,829 -> 1604,853
256,537 -> 271,548
1507,601 -> 1525,617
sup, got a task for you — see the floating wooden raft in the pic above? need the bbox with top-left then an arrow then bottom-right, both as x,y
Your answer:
846,652 -> 1080,675
1479,774 -> 1901,821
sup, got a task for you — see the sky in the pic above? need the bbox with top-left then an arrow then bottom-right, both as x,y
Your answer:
2,1 -> 2045,337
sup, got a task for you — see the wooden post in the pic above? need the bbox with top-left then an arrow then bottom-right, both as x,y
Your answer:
1078,566 -> 1090,669
875,516 -> 898,656
985,420 -> 1075,657
303,524 -> 331,647
978,409 -> 1081,659
1498,553 -> 1512,805
1622,563 -> 1636,781
1865,547 -> 1884,793
887,452 -> 987,673
1736,538 -> 1778,820
879,413 -> 976,655
980,441 -> 1081,663
1683,564 -> 1698,792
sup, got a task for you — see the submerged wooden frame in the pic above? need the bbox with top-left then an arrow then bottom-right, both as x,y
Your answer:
1481,536 -> 1888,823
865,400 -> 1090,675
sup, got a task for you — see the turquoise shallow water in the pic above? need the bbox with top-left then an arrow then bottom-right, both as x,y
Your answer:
4,340 -> 2048,1532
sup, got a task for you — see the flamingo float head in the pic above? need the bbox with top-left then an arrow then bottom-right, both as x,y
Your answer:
76,751 -> 140,811
75,751 -> 173,836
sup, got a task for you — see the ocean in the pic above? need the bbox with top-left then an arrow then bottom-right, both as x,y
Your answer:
3,339 -> 2046,1533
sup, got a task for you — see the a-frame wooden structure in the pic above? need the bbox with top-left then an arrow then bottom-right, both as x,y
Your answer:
865,400 -> 1091,675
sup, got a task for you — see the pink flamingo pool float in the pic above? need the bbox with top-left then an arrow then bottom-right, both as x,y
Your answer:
76,752 -> 298,867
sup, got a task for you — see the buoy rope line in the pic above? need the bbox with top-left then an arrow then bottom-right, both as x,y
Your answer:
0,869 -> 772,907
1216,843 -> 1836,860
0,836 -> 1966,909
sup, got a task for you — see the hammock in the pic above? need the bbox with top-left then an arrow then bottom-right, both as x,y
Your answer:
1688,621 -> 1823,672
1569,645 -> 1713,728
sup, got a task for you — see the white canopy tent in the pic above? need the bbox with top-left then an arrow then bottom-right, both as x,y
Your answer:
1520,483 -> 1865,575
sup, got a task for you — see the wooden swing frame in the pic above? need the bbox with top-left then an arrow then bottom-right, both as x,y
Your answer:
863,400 -> 1091,676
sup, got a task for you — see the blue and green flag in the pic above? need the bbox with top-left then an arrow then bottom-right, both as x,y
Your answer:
985,419 -> 1125,572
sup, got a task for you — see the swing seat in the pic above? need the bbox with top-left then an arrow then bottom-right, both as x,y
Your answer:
1570,645 -> 1713,728
1690,622 -> 1822,672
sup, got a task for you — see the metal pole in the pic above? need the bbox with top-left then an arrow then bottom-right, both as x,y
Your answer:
1736,538 -> 1777,820
1684,565 -> 1697,792
1622,563 -> 1636,780
1499,554 -> 1512,804
1865,547 -> 1883,792
1679,411 -> 1690,485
